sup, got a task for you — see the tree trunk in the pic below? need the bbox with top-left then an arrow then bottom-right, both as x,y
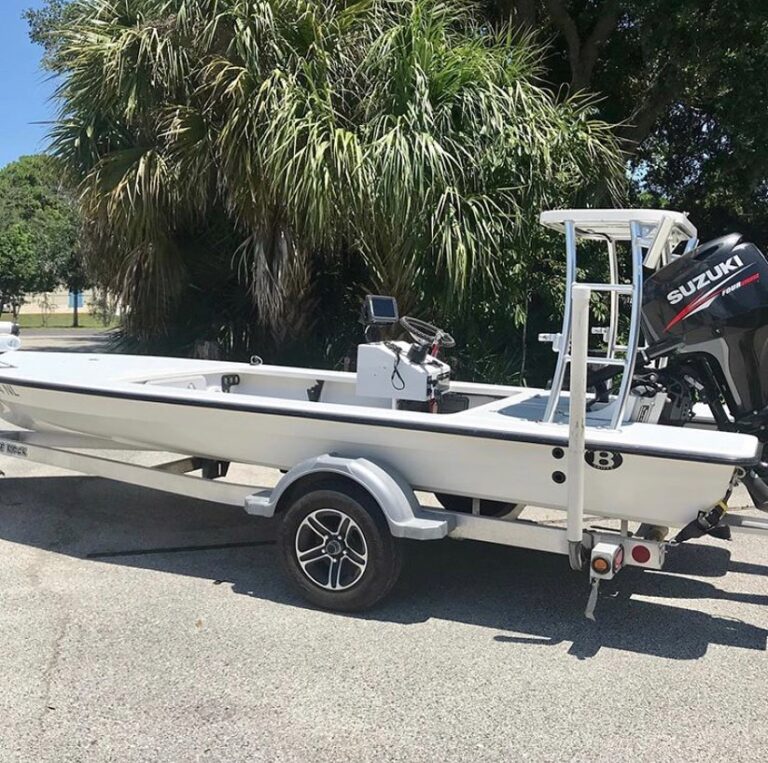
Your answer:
519,293 -> 529,382
73,292 -> 79,328
494,0 -> 538,29
545,0 -> 621,92
618,79 -> 677,148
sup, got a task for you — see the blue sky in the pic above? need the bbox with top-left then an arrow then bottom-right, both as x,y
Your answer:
0,1 -> 56,169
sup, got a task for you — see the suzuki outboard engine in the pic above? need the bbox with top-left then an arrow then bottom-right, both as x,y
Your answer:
642,233 -> 768,506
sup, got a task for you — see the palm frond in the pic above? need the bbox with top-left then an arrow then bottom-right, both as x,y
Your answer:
48,0 -> 625,349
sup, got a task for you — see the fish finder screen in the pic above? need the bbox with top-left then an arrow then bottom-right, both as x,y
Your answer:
365,295 -> 399,324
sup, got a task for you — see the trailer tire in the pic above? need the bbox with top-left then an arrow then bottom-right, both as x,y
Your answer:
278,483 -> 402,611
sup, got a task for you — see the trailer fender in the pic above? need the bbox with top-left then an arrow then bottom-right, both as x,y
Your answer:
244,454 -> 452,541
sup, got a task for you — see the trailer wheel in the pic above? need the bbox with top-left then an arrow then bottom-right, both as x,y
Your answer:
278,483 -> 403,611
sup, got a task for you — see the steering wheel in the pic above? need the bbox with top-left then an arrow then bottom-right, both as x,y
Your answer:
400,316 -> 456,349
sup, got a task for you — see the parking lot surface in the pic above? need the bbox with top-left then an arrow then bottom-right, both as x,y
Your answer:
16,329 -> 112,353
1,450 -> 767,761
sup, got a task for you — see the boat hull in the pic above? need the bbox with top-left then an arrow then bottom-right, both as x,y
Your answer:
0,378 -> 742,528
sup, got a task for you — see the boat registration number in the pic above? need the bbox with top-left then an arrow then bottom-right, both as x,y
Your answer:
0,441 -> 28,457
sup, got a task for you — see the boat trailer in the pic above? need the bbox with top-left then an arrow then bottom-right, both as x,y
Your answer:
4,210 -> 768,616
2,285 -> 766,618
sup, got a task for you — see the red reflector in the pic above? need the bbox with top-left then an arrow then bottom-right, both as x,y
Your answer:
632,545 -> 652,564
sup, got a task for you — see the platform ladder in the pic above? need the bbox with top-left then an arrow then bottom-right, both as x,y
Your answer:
540,217 -> 675,430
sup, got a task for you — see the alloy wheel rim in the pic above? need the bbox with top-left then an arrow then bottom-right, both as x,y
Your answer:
295,508 -> 369,591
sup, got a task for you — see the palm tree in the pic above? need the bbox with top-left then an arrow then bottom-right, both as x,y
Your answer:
48,0 -> 623,366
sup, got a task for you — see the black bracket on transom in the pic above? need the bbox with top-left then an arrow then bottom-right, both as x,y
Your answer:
221,374 -> 240,393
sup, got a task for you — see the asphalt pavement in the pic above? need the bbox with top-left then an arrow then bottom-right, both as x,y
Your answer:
1,332 -> 767,761
17,328 -> 113,353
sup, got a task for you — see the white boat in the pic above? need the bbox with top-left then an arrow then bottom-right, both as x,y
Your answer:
2,208 -> 767,614
0,347 -> 757,529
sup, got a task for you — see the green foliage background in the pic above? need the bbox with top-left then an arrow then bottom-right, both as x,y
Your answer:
29,0 -> 624,384
23,0 -> 768,383
0,155 -> 84,314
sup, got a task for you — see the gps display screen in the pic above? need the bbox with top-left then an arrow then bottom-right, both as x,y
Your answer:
369,296 -> 397,320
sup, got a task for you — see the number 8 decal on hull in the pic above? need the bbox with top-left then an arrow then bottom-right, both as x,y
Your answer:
585,450 -> 623,470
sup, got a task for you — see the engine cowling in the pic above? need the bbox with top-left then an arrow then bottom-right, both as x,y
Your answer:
642,233 -> 768,420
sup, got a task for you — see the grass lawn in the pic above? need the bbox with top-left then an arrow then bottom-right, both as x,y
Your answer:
1,313 -> 120,329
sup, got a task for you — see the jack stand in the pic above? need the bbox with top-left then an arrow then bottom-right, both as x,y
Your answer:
585,577 -> 601,620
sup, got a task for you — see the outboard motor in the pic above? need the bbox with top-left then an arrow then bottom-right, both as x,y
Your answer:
642,233 -> 768,507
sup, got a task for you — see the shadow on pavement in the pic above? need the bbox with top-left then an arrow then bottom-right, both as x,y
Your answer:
0,474 -> 766,660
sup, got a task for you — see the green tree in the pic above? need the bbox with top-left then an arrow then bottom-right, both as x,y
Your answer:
0,224 -> 39,317
28,0 -> 768,375
32,0 -> 768,247
36,0 -> 621,372
0,155 -> 85,323
493,1 -> 768,244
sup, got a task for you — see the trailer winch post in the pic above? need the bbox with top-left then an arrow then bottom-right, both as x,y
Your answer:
567,284 -> 590,570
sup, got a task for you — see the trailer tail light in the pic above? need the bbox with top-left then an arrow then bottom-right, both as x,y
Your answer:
624,539 -> 665,569
590,534 -> 665,572
631,544 -> 651,564
590,542 -> 624,580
